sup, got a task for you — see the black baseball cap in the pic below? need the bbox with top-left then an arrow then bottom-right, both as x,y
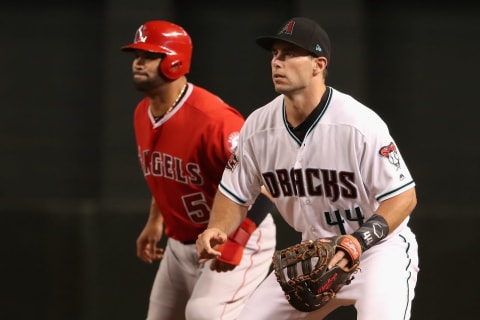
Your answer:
256,17 -> 331,62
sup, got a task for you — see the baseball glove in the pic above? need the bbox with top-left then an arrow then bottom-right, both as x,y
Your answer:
272,235 -> 361,312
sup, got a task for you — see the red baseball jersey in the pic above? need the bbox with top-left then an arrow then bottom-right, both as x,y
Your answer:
134,84 -> 244,243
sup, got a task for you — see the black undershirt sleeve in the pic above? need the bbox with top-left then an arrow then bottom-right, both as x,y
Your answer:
245,193 -> 274,226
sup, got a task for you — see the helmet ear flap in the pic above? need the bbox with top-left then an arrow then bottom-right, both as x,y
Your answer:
160,56 -> 183,80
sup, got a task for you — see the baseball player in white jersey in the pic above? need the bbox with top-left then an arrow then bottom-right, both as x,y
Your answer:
196,17 -> 419,319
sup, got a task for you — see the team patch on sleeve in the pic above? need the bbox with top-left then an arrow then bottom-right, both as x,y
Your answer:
227,131 -> 240,153
378,142 -> 400,169
226,152 -> 239,172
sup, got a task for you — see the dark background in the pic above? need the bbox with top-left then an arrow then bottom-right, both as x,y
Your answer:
1,0 -> 479,319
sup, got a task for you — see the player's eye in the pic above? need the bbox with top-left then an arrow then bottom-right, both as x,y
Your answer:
144,52 -> 163,60
134,51 -> 163,60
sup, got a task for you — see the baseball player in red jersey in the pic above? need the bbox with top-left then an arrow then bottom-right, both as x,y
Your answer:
121,20 -> 276,320
197,17 -> 419,319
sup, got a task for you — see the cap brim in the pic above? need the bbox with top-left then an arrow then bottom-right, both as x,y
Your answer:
256,35 -> 319,56
255,36 -> 277,51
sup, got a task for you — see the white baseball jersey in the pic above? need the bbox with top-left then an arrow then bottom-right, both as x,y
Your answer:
221,86 -> 414,241
220,87 -> 419,319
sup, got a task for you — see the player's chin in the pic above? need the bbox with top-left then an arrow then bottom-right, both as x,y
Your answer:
133,80 -> 155,92
273,84 -> 288,94
272,78 -> 287,88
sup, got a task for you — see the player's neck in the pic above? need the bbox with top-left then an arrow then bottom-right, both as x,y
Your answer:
149,80 -> 188,119
285,85 -> 326,127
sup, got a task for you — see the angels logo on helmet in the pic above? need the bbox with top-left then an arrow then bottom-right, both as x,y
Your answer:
135,25 -> 148,43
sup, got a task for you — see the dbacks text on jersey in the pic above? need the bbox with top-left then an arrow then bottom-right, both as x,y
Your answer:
262,167 -> 358,202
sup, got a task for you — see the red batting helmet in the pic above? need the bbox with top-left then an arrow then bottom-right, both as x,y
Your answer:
121,20 -> 193,80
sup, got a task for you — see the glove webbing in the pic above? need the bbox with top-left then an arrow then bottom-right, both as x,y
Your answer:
281,241 -> 330,281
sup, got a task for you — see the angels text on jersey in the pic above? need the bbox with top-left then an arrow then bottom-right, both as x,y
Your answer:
139,149 -> 203,185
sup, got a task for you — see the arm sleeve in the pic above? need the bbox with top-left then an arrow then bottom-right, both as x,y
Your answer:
359,117 -> 415,203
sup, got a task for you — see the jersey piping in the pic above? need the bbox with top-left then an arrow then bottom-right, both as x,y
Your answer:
376,180 -> 415,202
219,182 -> 247,205
283,86 -> 333,146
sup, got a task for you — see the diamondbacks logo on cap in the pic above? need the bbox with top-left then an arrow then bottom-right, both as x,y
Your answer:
315,44 -> 323,53
278,20 -> 295,35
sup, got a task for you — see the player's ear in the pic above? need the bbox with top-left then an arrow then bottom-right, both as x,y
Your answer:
312,57 -> 323,76
315,57 -> 328,76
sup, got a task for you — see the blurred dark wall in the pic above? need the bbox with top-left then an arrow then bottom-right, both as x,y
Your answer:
1,0 -> 479,319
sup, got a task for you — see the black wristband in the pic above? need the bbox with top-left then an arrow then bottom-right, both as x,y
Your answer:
351,214 -> 389,252
246,193 -> 273,226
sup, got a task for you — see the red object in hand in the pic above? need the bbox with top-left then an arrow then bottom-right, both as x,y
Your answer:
216,218 -> 256,266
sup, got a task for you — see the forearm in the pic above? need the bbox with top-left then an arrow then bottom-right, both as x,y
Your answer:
208,191 -> 249,235
375,187 -> 417,233
213,190 -> 274,268
352,187 -> 417,252
147,197 -> 164,226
